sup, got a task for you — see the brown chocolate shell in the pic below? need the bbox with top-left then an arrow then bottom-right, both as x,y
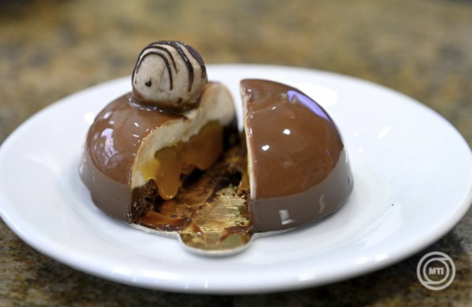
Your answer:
241,79 -> 353,232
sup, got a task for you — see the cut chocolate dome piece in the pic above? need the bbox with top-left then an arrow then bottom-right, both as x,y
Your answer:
240,79 -> 353,233
80,41 -> 252,255
80,82 -> 236,223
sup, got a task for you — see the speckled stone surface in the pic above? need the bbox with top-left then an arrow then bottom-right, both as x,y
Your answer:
1,0 -> 472,306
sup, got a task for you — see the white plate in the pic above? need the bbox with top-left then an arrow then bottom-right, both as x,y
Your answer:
1,65 -> 471,294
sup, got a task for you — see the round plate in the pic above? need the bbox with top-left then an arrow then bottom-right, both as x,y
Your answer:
1,65 -> 471,294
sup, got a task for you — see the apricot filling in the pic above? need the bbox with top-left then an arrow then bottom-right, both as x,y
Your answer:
139,121 -> 223,200
134,121 -> 252,250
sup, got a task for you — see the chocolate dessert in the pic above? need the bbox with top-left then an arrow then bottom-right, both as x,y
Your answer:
80,41 -> 353,254
241,80 -> 353,232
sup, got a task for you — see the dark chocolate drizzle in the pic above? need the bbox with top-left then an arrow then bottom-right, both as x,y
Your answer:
183,44 -> 207,80
157,41 -> 194,92
132,40 -> 207,93
152,46 -> 177,70
135,51 -> 173,90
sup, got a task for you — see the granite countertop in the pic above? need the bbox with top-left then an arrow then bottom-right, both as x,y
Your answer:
1,0 -> 472,305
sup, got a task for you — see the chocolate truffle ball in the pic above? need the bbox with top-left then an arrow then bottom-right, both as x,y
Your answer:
132,41 -> 207,111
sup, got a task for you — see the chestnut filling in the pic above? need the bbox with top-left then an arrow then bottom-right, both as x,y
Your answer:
133,121 -> 252,250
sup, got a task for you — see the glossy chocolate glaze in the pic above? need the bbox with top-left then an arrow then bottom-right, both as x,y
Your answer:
80,92 -> 184,222
84,93 -> 184,185
241,79 -> 353,232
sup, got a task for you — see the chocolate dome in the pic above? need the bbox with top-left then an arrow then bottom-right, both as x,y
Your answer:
241,79 -> 353,232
